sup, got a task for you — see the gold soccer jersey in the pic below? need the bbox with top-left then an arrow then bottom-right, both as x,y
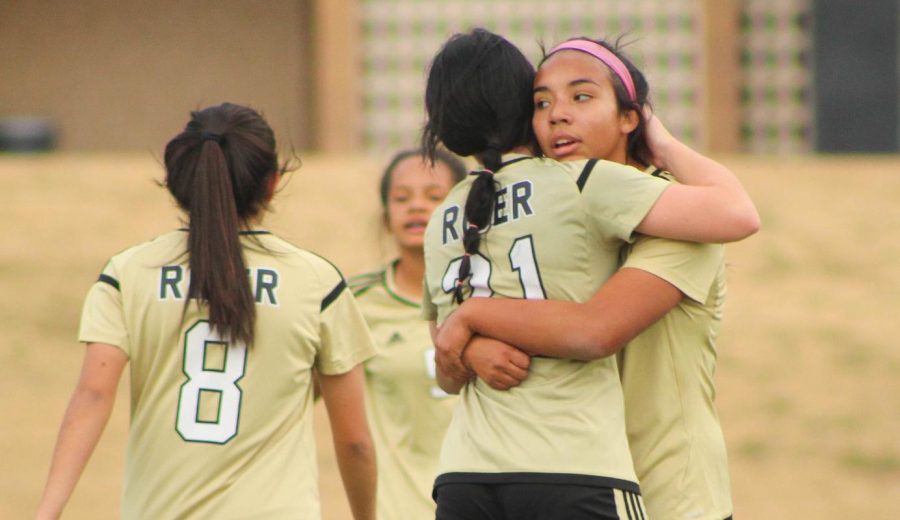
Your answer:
350,261 -> 456,520
423,155 -> 668,491
78,230 -> 377,519
618,174 -> 733,520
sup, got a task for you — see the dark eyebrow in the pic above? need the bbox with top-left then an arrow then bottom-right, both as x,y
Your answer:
570,78 -> 600,87
533,78 -> 600,94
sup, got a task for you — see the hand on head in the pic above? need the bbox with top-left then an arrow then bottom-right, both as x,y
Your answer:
641,106 -> 677,171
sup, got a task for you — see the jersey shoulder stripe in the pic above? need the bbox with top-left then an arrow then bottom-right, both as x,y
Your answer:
348,270 -> 385,296
97,273 -> 120,291
576,159 -> 598,192
321,279 -> 347,311
649,167 -> 672,181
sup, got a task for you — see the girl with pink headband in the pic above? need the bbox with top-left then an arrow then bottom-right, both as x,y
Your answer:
435,36 -> 738,520
546,39 -> 639,101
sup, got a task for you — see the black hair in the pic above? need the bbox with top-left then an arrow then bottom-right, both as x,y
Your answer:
421,28 -> 537,304
378,147 -> 467,217
540,36 -> 652,167
164,102 -> 289,346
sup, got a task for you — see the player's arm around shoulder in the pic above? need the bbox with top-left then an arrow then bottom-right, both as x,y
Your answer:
636,114 -> 760,243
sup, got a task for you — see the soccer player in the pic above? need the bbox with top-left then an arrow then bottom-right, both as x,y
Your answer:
36,103 -> 377,520
421,29 -> 757,519
435,37 -> 736,520
348,148 -> 465,519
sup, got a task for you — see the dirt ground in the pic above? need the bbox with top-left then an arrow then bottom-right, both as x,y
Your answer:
2,153 -> 899,519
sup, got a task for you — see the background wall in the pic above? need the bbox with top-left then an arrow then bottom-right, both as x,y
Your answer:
0,1 -> 311,152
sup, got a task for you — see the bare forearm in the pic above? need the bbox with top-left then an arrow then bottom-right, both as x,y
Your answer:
37,343 -> 125,520
457,298 -> 603,360
655,138 -> 732,186
318,366 -> 376,520
37,389 -> 116,519
636,111 -> 760,242
652,140 -> 759,241
333,440 -> 377,520
457,269 -> 682,360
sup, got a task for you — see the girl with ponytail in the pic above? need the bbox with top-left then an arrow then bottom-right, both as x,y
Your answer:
421,29 -> 757,519
38,103 -> 377,520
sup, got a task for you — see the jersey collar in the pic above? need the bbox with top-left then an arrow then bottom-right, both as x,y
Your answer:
385,259 -> 421,308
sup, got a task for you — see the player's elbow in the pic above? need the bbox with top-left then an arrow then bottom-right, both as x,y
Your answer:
335,435 -> 375,463
74,380 -> 118,405
734,208 -> 761,240
722,202 -> 761,242
573,330 -> 624,360
743,208 -> 762,236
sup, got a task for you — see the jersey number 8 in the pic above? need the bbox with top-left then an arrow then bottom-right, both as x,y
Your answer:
176,321 -> 248,444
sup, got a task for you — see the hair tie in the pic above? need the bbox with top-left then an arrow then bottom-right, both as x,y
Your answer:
547,39 -> 637,102
467,223 -> 479,230
201,131 -> 224,144
469,168 -> 493,177
455,279 -> 465,287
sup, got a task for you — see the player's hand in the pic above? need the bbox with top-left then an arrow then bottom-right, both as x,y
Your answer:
434,310 -> 475,382
642,106 -> 677,171
463,336 -> 531,390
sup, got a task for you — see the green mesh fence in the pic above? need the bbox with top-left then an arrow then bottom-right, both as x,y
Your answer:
361,0 -> 813,153
361,0 -> 702,151
739,0 -> 812,153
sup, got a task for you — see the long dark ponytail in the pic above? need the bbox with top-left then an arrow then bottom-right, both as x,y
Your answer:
164,103 -> 282,346
422,29 -> 536,303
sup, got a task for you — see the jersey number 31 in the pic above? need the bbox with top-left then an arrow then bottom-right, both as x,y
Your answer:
441,235 -> 546,299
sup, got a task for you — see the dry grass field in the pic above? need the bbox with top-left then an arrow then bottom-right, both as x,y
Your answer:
2,152 -> 899,519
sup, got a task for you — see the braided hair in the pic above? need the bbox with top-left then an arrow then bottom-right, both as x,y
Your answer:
421,29 -> 536,303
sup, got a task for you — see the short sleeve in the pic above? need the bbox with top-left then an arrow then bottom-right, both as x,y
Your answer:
622,236 -> 724,304
421,277 -> 438,321
78,262 -> 130,354
580,160 -> 669,243
316,280 -> 378,375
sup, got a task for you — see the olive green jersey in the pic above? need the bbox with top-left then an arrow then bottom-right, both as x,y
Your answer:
350,261 -> 456,520
423,155 -> 669,491
618,168 -> 733,520
78,230 -> 377,519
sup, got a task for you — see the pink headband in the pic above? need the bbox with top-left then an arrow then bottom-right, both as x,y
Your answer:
547,40 -> 637,102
